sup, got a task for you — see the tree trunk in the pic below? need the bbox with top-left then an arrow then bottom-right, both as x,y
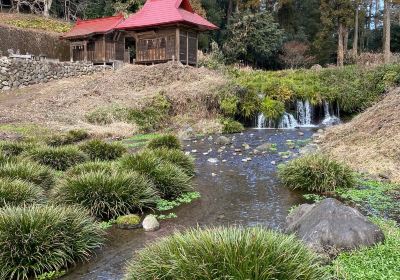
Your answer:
375,0 -> 380,28
383,0 -> 391,64
235,0 -> 239,13
43,0 -> 53,17
227,0 -> 233,20
337,22 -> 344,67
353,6 -> 359,57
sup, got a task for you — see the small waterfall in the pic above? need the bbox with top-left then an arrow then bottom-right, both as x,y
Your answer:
278,113 -> 299,129
296,100 -> 312,126
322,101 -> 341,126
256,113 -> 266,128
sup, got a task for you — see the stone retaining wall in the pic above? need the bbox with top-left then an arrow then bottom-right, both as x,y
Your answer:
0,57 -> 106,91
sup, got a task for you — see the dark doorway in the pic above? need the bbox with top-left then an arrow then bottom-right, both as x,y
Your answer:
125,37 -> 136,63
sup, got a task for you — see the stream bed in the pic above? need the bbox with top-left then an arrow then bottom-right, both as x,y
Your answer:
63,128 -> 315,280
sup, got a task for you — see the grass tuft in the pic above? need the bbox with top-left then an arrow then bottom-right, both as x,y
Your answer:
66,161 -> 114,177
149,148 -> 195,176
79,139 -> 126,161
46,129 -> 89,147
0,205 -> 104,279
278,154 -> 355,193
221,118 -> 245,134
0,178 -> 45,207
0,141 -> 35,157
28,146 -> 87,171
52,171 -> 159,219
147,134 -> 181,150
125,227 -> 327,280
119,151 -> 193,199
0,160 -> 55,190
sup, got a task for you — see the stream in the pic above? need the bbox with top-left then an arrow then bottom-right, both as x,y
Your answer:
62,128 -> 315,280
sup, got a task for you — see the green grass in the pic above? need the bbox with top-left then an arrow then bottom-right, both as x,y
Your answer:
79,139 -> 126,161
0,124 -> 52,142
221,118 -> 245,134
52,171 -> 159,219
336,179 -> 400,221
0,178 -> 45,207
66,161 -> 114,177
28,146 -> 87,171
148,148 -> 195,176
0,141 -> 35,157
0,160 -> 55,190
119,151 -> 193,199
125,227 -> 327,280
278,154 -> 356,193
0,205 -> 104,279
46,130 -> 89,147
156,192 -> 201,211
147,134 -> 182,150
121,133 -> 161,148
331,218 -> 400,280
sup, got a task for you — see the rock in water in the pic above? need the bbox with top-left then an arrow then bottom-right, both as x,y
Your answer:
142,215 -> 160,232
255,143 -> 273,152
215,136 -> 231,145
286,198 -> 384,256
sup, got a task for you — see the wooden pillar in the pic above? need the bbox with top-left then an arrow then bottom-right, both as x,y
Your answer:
103,35 -> 106,63
70,44 -> 74,62
196,33 -> 198,67
83,41 -> 88,62
186,31 -> 189,66
175,27 -> 180,62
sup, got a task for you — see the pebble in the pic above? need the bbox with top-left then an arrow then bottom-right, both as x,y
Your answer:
207,158 -> 219,163
191,149 -> 197,153
271,161 -> 276,165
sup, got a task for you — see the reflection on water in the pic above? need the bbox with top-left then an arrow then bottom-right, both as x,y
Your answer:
62,128 -> 315,280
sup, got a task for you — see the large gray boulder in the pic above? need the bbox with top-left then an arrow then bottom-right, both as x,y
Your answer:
286,198 -> 384,256
215,136 -> 231,145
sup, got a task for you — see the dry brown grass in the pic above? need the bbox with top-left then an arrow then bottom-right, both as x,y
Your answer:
0,62 -> 226,137
320,88 -> 400,182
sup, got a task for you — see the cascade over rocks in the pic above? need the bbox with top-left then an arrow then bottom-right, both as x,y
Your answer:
286,198 -> 385,256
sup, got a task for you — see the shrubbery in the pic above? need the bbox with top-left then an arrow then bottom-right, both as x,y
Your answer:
119,151 -> 192,199
221,118 -> 245,134
28,146 -> 87,171
46,129 -> 89,147
0,161 -> 55,190
278,154 -> 355,193
147,134 -> 181,150
0,178 -> 45,207
52,171 -> 159,219
150,148 -> 195,176
79,139 -> 126,161
66,161 -> 114,177
125,227 -> 327,280
0,205 -> 104,279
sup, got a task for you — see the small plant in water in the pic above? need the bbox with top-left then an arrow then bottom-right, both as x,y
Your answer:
156,192 -> 201,211
36,270 -> 66,280
157,213 -> 178,220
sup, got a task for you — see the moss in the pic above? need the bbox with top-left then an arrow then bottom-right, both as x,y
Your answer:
116,214 -> 141,226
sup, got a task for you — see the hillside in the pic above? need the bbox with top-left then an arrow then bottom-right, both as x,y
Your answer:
0,62 -> 226,137
320,88 -> 400,183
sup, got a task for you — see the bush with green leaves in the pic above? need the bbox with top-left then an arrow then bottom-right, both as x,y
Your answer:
0,141 -> 35,157
28,146 -> 87,171
0,178 -> 45,207
79,139 -> 126,161
147,134 -> 181,150
150,148 -> 195,176
46,129 -> 89,147
119,151 -> 192,199
0,160 -> 55,190
52,171 -> 159,219
278,154 -> 355,193
66,161 -> 114,177
260,97 -> 285,120
125,227 -> 327,280
221,118 -> 245,134
0,205 -> 104,279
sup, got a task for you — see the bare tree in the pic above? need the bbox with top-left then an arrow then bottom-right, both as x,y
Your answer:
383,0 -> 391,63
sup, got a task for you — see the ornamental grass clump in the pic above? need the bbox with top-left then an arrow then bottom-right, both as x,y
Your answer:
66,161 -> 114,177
0,205 -> 104,280
28,146 -> 87,171
119,151 -> 193,199
0,178 -> 45,207
52,171 -> 159,219
147,134 -> 182,150
221,118 -> 245,134
150,148 -> 195,176
124,227 -> 327,280
79,139 -> 126,161
0,160 -> 55,190
0,141 -> 35,157
278,154 -> 355,193
46,129 -> 89,147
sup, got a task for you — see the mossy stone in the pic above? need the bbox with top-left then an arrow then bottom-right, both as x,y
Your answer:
116,214 -> 141,230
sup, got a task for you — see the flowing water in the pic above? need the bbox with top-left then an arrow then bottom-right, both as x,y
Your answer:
62,128 -> 315,280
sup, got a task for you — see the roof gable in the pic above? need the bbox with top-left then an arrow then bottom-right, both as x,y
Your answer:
117,0 -> 217,30
62,13 -> 124,39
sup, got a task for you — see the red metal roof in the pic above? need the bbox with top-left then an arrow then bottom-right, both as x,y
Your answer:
62,13 -> 125,39
117,0 -> 218,31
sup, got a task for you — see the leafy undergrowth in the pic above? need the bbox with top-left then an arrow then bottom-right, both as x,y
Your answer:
331,218 -> 400,280
0,14 -> 72,33
336,179 -> 400,222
